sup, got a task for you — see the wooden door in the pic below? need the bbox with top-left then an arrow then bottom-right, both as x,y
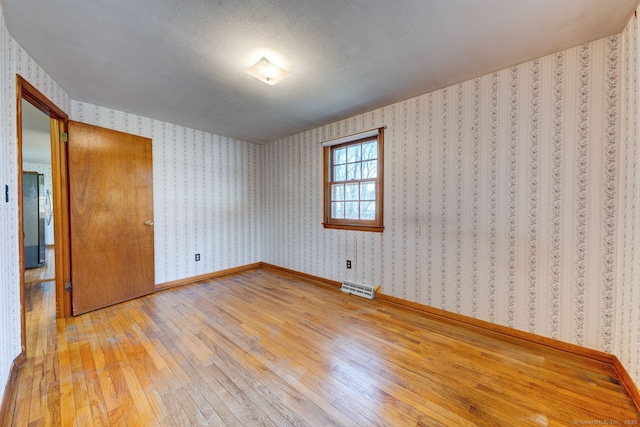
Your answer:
68,121 -> 155,315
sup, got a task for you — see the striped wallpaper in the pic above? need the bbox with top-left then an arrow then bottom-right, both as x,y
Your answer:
618,12 -> 640,393
2,3 -> 640,400
263,19 -> 640,389
0,5 -> 71,396
70,102 -> 263,284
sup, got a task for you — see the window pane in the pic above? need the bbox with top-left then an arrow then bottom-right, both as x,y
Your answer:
332,184 -> 344,201
347,144 -> 361,163
360,182 -> 376,200
345,183 -> 359,200
345,202 -> 359,219
332,202 -> 344,218
324,132 -> 383,230
362,141 -> 377,160
360,202 -> 376,220
361,160 -> 377,179
347,163 -> 361,180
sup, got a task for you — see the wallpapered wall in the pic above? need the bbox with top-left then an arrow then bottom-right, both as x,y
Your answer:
618,14 -> 640,391
0,5 -> 71,396
0,3 -> 263,396
263,23 -> 640,385
2,2 -> 640,400
70,102 -> 263,284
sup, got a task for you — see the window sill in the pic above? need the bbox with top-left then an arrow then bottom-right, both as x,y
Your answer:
322,223 -> 384,233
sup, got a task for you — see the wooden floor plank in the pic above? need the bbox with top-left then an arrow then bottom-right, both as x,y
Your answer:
4,269 -> 640,426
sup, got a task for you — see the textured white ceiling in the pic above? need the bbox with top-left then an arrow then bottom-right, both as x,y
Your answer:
2,0 -> 638,144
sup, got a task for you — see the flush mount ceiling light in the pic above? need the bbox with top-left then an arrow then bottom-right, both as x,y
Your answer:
246,57 -> 290,86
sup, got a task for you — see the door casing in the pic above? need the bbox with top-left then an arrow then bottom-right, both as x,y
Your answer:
17,75 -> 71,357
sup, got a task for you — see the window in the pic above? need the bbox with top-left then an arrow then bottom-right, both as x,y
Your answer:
323,128 -> 384,232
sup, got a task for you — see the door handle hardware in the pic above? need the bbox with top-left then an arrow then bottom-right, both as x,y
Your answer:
145,220 -> 154,227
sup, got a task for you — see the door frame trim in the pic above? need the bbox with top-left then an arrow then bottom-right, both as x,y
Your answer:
16,75 -> 71,353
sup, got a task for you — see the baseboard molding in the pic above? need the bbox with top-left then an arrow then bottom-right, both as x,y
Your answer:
259,264 -> 613,363
259,263 -> 342,288
153,261 -> 640,411
258,264 -> 640,410
613,355 -> 640,412
262,263 -> 613,363
377,292 -> 613,363
155,262 -> 262,291
0,352 -> 26,425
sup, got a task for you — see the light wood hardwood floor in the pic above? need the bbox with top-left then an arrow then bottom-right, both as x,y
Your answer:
4,269 -> 639,426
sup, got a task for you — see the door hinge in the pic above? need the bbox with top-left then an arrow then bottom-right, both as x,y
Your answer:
64,281 -> 72,291
60,132 -> 68,143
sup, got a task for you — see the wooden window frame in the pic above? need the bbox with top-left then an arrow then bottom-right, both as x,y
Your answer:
323,128 -> 384,232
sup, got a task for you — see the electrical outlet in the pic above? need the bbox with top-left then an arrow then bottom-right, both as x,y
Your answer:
195,254 -> 201,261
346,260 -> 352,269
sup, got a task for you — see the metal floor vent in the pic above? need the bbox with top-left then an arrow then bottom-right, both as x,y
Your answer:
341,281 -> 375,300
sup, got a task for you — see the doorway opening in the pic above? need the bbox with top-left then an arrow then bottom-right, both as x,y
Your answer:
22,99 -> 55,282
21,100 -> 56,350
17,75 -> 70,355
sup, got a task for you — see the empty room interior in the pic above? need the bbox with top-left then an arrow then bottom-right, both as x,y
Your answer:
2,0 -> 640,425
